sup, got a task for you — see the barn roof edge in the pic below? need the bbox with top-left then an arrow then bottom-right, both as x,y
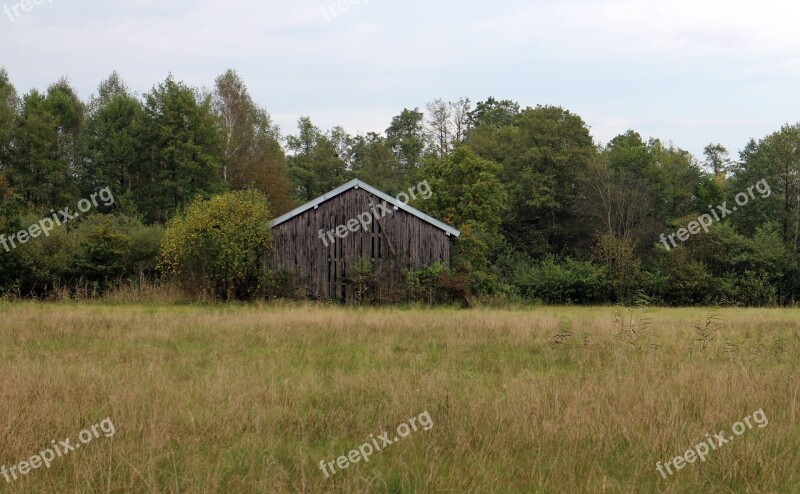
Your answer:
268,179 -> 461,238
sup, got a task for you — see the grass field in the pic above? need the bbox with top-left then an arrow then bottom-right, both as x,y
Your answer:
0,302 -> 798,493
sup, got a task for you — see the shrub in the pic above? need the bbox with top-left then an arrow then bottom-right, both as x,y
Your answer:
405,262 -> 469,305
719,271 -> 777,307
73,215 -> 132,291
349,258 -> 376,304
159,190 -> 272,300
4,213 -> 162,297
655,251 -> 718,305
513,256 -> 610,304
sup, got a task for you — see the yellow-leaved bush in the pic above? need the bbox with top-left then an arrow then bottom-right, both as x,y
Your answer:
159,190 -> 272,300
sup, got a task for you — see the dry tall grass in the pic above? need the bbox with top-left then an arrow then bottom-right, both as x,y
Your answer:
0,303 -> 797,493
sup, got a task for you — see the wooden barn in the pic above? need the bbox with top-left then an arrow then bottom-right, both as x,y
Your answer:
268,179 -> 461,301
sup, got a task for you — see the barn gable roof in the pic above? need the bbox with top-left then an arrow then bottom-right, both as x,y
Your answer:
268,179 -> 461,237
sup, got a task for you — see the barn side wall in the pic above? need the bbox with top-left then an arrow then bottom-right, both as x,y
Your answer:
269,188 -> 452,301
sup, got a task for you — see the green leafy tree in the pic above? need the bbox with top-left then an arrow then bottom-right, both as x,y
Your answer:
0,174 -> 23,292
0,70 -> 19,289
213,69 -> 294,214
8,84 -> 81,207
468,105 -> 596,257
421,146 -> 506,290
468,97 -> 520,130
731,125 -> 799,252
159,190 -> 272,300
0,69 -> 18,172
79,73 -> 143,215
136,76 -> 224,224
286,116 -> 348,201
596,131 -> 703,254
386,108 -> 425,181
44,79 -> 84,143
704,143 -> 732,177
349,132 -> 403,193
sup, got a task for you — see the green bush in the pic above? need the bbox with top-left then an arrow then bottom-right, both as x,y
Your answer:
405,262 -> 469,305
656,252 -> 717,306
510,256 -> 610,304
73,215 -> 132,291
349,258 -> 376,304
719,271 -> 777,307
10,211 -> 75,295
3,212 -> 162,297
159,190 -> 272,300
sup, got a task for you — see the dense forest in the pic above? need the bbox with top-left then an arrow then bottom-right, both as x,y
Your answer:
0,67 -> 797,305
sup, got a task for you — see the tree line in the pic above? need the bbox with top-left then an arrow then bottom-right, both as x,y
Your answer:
0,67 -> 797,305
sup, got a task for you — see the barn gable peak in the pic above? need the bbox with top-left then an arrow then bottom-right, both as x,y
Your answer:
268,179 -> 461,237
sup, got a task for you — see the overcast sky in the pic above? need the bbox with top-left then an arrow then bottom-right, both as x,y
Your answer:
2,0 -> 799,159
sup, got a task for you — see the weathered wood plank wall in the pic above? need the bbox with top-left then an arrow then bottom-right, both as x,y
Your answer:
269,188 -> 452,301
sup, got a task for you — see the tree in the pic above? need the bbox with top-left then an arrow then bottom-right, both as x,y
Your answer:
213,69 -> 294,214
468,105 -> 597,258
422,146 -> 506,231
8,85 -> 80,207
731,125 -> 800,252
44,79 -> 85,142
0,70 -> 18,275
92,71 -> 129,109
704,143 -> 732,177
286,116 -> 348,201
45,79 -> 85,198
0,69 -> 18,172
450,97 -> 472,144
136,76 -> 224,224
468,97 -> 520,129
596,233 -> 641,302
79,73 -> 143,213
349,132 -> 403,193
386,108 -> 425,182
0,173 -> 22,293
425,99 -> 452,158
159,190 -> 272,300
601,131 -> 703,245
424,97 -> 472,158
421,146 -> 506,284
587,154 -> 654,245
